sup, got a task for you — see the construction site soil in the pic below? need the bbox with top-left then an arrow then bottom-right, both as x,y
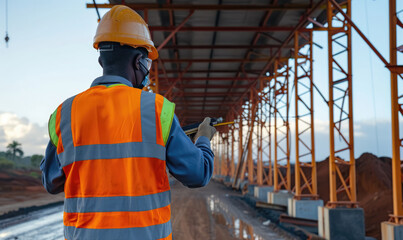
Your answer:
315,153 -> 394,239
0,152 -> 396,239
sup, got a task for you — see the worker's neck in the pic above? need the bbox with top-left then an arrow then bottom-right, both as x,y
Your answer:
103,67 -> 131,82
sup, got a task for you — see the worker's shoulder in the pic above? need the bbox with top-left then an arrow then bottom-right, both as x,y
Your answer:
141,91 -> 174,104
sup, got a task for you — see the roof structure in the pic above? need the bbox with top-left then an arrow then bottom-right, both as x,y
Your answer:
88,0 -> 332,125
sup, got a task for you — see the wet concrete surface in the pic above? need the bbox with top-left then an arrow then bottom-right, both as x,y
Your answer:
0,205 -> 63,240
0,181 -> 295,240
207,194 -> 288,239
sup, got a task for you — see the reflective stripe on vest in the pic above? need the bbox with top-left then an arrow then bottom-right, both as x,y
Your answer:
49,84 -> 175,240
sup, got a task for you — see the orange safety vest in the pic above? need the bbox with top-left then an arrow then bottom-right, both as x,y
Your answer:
48,80 -> 175,240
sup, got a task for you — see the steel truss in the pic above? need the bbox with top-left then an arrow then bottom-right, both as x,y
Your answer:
388,0 -> 403,224
326,0 -> 356,207
293,31 -> 318,200
91,1 -> 403,225
273,60 -> 291,192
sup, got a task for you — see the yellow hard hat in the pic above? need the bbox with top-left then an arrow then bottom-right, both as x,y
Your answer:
93,5 -> 158,60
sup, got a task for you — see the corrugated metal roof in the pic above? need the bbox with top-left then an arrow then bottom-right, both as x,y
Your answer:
104,0 -> 329,125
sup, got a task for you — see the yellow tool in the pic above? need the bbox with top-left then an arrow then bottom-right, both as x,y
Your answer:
184,121 -> 234,136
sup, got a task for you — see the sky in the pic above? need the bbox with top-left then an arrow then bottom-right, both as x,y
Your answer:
0,0 -> 401,158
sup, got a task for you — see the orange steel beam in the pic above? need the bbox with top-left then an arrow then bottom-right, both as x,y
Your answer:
227,0 -> 326,126
230,124 -> 235,179
142,13 -> 159,94
247,91 -> 256,184
87,3 -> 312,11
231,109 -> 244,187
157,10 -> 194,51
267,81 -> 274,186
388,0 -> 403,224
158,69 -> 262,74
150,26 -> 310,32
238,114 -> 243,181
293,31 -> 318,200
224,2 -> 278,119
144,61 -> 159,93
160,58 -> 274,63
157,44 -> 293,49
273,60 -> 291,191
257,99 -> 263,186
326,0 -> 356,207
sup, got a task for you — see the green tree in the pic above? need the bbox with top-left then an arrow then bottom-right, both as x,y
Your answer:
31,154 -> 44,167
0,157 -> 14,169
6,141 -> 24,161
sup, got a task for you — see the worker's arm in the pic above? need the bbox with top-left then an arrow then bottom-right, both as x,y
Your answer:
39,141 -> 65,194
166,115 -> 214,188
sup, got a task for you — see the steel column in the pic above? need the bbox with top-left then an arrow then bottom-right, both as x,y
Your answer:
327,0 -> 356,207
389,0 -> 403,224
293,31 -> 317,199
273,60 -> 291,191
247,92 -> 255,184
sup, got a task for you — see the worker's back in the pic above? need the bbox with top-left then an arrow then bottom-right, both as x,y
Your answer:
49,79 -> 175,239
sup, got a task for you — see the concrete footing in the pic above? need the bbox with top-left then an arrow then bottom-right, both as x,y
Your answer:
287,199 -> 323,220
246,184 -> 257,196
318,206 -> 365,240
381,221 -> 403,240
224,175 -> 231,182
268,191 -> 293,207
239,180 -> 248,192
253,186 -> 274,202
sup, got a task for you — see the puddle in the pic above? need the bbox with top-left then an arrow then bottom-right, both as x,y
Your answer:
208,195 -> 282,240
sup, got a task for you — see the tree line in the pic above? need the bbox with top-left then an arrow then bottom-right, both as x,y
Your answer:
0,140 -> 43,169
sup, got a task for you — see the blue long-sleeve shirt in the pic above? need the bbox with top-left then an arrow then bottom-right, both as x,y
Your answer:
40,113 -> 215,194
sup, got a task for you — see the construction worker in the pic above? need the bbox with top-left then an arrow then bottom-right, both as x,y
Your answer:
40,5 -> 216,240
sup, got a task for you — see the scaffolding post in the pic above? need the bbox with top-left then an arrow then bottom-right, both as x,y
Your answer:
293,30 -> 317,199
326,0 -> 356,207
247,91 -> 255,184
273,60 -> 291,192
389,0 -> 403,224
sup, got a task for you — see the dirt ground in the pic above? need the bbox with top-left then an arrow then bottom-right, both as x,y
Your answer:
0,169 -> 64,215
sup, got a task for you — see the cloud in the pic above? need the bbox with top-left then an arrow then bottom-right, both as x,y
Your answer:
0,112 -> 48,156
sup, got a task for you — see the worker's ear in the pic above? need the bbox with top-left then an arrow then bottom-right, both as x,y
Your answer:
98,56 -> 103,68
133,54 -> 142,70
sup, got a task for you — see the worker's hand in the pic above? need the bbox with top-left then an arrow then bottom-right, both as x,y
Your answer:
194,117 -> 217,141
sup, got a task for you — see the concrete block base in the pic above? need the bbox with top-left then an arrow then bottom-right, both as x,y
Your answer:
288,199 -> 323,220
239,180 -> 248,192
318,206 -> 365,240
247,184 -> 257,196
254,186 -> 274,202
381,221 -> 403,240
268,191 -> 293,207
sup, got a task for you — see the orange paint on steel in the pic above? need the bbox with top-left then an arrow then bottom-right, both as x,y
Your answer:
389,0 -> 403,224
294,31 -> 301,197
230,125 -> 235,179
326,0 -> 356,207
86,3 -> 312,11
247,91 -> 255,184
156,10 -> 194,51
273,61 -> 279,192
293,30 -> 317,199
